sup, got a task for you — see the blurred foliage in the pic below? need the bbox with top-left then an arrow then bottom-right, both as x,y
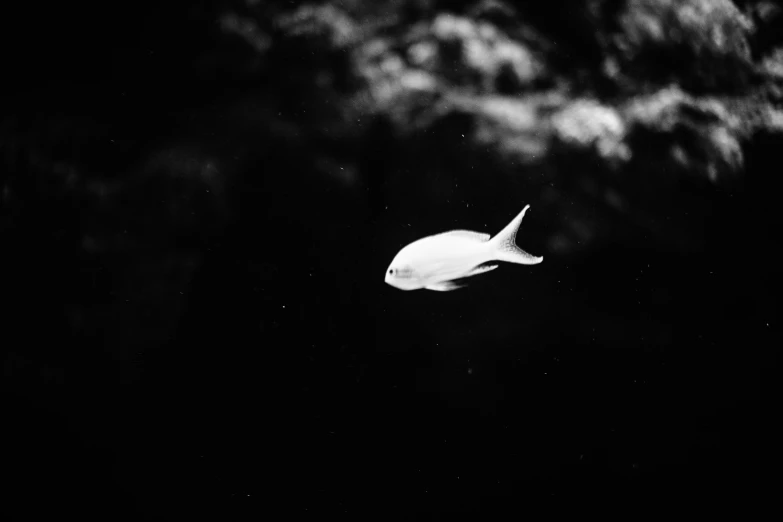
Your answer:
224,0 -> 783,254
612,0 -> 755,92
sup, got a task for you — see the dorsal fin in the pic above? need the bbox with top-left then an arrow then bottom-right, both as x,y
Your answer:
439,230 -> 490,242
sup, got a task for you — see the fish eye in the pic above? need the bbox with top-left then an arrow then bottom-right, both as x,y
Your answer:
388,268 -> 395,275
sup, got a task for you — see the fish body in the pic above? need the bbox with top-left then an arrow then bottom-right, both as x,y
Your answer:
384,204 -> 543,291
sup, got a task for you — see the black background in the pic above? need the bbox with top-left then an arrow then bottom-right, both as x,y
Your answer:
2,1 -> 781,520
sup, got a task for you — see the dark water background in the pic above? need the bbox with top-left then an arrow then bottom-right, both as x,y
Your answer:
2,1 -> 782,520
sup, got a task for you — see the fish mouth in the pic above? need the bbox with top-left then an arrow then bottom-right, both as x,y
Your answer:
384,277 -> 409,290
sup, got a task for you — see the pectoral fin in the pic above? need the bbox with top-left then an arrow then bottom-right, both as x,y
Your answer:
464,264 -> 498,277
425,281 -> 463,291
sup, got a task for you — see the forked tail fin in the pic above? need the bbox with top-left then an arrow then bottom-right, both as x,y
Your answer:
489,205 -> 544,265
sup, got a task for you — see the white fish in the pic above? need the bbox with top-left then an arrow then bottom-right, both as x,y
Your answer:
384,204 -> 543,291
